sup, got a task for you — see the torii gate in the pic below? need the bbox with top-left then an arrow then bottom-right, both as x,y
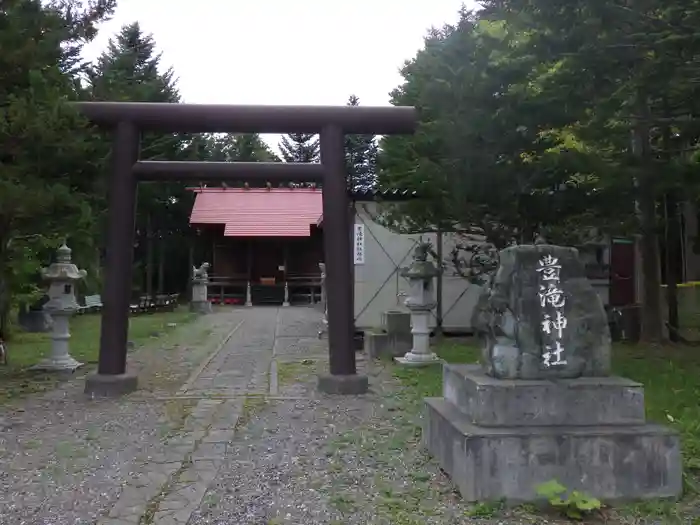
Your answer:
73,102 -> 416,396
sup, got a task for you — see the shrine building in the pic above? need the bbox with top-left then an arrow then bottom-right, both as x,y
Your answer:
188,186 -> 325,306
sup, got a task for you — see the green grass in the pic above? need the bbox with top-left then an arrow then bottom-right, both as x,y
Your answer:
236,394 -> 269,429
276,358 -> 316,387
391,340 -> 478,401
391,337 -> 700,523
0,308 -> 196,403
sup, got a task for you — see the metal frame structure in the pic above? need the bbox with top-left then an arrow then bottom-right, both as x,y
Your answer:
74,102 -> 416,393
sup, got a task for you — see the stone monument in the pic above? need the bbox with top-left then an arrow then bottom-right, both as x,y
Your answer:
31,243 -> 86,372
190,262 -> 212,314
424,243 -> 682,502
395,242 -> 440,366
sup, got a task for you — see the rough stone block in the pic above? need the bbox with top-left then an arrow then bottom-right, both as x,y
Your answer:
364,331 -> 410,359
317,374 -> 369,395
474,244 -> 611,380
84,372 -> 138,397
443,364 -> 646,427
424,397 -> 682,503
382,310 -> 411,335
364,331 -> 389,359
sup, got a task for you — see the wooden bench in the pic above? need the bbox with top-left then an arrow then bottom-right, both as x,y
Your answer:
78,294 -> 103,314
129,296 -> 150,314
130,293 -> 180,314
154,293 -> 179,311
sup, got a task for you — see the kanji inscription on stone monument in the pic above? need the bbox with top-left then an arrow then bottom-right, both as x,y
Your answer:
537,254 -> 568,368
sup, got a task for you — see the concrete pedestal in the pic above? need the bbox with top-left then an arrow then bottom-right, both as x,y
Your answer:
395,309 -> 440,366
84,372 -> 138,397
317,374 -> 369,395
30,313 -> 83,372
424,364 -> 682,502
189,300 -> 212,314
364,310 -> 412,359
190,281 -> 211,314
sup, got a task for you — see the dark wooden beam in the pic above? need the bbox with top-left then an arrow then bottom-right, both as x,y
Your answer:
133,161 -> 324,182
73,102 -> 417,134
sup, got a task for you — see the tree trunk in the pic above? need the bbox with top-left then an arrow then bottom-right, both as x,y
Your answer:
157,236 -> 165,294
633,93 -> 665,342
435,226 -> 444,337
664,192 -> 681,341
93,247 -> 102,291
661,103 -> 680,342
146,213 -> 154,299
0,240 -> 10,340
0,274 -> 9,340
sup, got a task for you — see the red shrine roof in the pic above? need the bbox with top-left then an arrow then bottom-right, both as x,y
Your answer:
189,187 -> 323,237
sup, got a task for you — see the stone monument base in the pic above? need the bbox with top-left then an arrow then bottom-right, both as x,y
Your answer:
423,364 -> 682,502
189,300 -> 212,314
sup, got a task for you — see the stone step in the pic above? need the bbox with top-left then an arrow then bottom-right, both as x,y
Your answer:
424,397 -> 682,503
443,364 -> 646,427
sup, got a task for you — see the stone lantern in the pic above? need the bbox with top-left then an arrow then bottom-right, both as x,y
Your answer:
395,242 -> 441,366
31,243 -> 87,372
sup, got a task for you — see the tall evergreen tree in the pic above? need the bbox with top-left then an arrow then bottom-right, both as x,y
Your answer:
87,22 -> 191,296
0,0 -> 114,335
278,133 -> 319,163
233,133 -> 280,162
205,133 -> 280,163
345,95 -> 379,191
380,2 -> 700,342
89,22 -> 178,103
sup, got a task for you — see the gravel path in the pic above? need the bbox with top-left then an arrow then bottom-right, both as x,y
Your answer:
187,310 -> 555,525
1,306 -> 593,525
0,308 -> 246,525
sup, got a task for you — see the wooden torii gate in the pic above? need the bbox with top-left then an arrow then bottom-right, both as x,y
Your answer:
73,102 -> 416,396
